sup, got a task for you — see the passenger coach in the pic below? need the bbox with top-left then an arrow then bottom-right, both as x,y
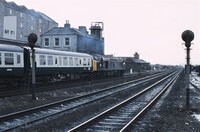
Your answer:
0,44 -> 94,84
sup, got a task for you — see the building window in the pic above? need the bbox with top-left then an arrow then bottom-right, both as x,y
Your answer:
65,37 -> 69,46
20,33 -> 23,39
20,23 -> 23,28
44,38 -> 49,47
9,9 -> 12,15
20,12 -> 23,17
39,19 -> 42,23
31,26 -> 34,30
5,53 -> 14,65
31,16 -> 34,21
5,29 -> 9,34
55,38 -> 59,46
10,31 -> 15,35
39,28 -> 42,33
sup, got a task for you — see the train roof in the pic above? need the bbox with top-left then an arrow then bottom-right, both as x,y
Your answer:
93,54 -> 124,61
27,47 -> 93,58
0,44 -> 23,52
0,44 -> 93,58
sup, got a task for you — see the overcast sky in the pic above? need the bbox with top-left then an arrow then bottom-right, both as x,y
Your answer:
7,0 -> 200,65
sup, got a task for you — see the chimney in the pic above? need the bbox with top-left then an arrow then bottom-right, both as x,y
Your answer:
78,26 -> 88,35
134,52 -> 139,59
64,20 -> 70,29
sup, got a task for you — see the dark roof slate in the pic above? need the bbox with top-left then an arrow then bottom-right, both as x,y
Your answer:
41,27 -> 82,36
4,1 -> 56,22
41,27 -> 98,41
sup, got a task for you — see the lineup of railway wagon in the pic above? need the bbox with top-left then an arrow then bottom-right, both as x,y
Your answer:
0,44 -> 125,86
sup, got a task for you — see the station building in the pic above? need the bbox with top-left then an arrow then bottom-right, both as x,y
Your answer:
0,0 -> 58,44
41,21 -> 104,55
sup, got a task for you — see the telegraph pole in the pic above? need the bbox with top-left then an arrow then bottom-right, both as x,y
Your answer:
181,30 -> 194,109
28,33 -> 38,100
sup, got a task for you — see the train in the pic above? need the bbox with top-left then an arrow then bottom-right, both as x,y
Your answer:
0,44 -> 125,86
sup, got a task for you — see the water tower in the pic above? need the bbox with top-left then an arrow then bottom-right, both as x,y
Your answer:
90,22 -> 103,40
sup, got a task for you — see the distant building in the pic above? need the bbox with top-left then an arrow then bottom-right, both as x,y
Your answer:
125,58 -> 151,72
41,21 -> 104,55
0,0 -> 58,44
122,52 -> 151,73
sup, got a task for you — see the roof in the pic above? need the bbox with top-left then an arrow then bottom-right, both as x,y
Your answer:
92,54 -> 123,62
93,54 -> 110,61
4,1 -> 57,23
0,44 -> 23,52
25,47 -> 93,58
41,26 -> 98,41
41,27 -> 82,36
125,57 -> 149,64
132,59 -> 148,64
37,12 -> 55,22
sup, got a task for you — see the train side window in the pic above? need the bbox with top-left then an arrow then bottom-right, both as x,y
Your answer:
5,53 -> 14,65
39,55 -> 46,65
105,61 -> 108,69
47,56 -> 53,65
83,58 -> 86,66
88,59 -> 90,66
75,58 -> 78,66
17,54 -> 21,64
55,57 -> 58,65
59,57 -> 62,66
63,57 -> 68,66
69,57 -> 73,66
0,53 -> 1,65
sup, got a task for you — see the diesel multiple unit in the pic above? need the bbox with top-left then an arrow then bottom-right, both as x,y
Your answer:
0,44 -> 125,85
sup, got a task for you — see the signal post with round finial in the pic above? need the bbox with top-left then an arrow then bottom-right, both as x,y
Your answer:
181,30 -> 194,109
28,33 -> 38,100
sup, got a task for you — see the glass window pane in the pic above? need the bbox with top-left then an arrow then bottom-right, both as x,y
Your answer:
75,58 -> 78,66
47,56 -> 53,65
17,55 -> 21,64
59,57 -> 62,65
39,55 -> 46,65
5,53 -> 14,65
69,57 -> 73,66
63,57 -> 68,65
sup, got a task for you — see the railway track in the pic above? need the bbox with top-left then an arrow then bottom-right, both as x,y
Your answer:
68,70 -> 181,131
0,70 -> 160,97
0,70 -> 178,131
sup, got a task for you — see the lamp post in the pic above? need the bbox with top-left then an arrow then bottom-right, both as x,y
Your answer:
28,33 -> 37,100
181,30 -> 194,109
